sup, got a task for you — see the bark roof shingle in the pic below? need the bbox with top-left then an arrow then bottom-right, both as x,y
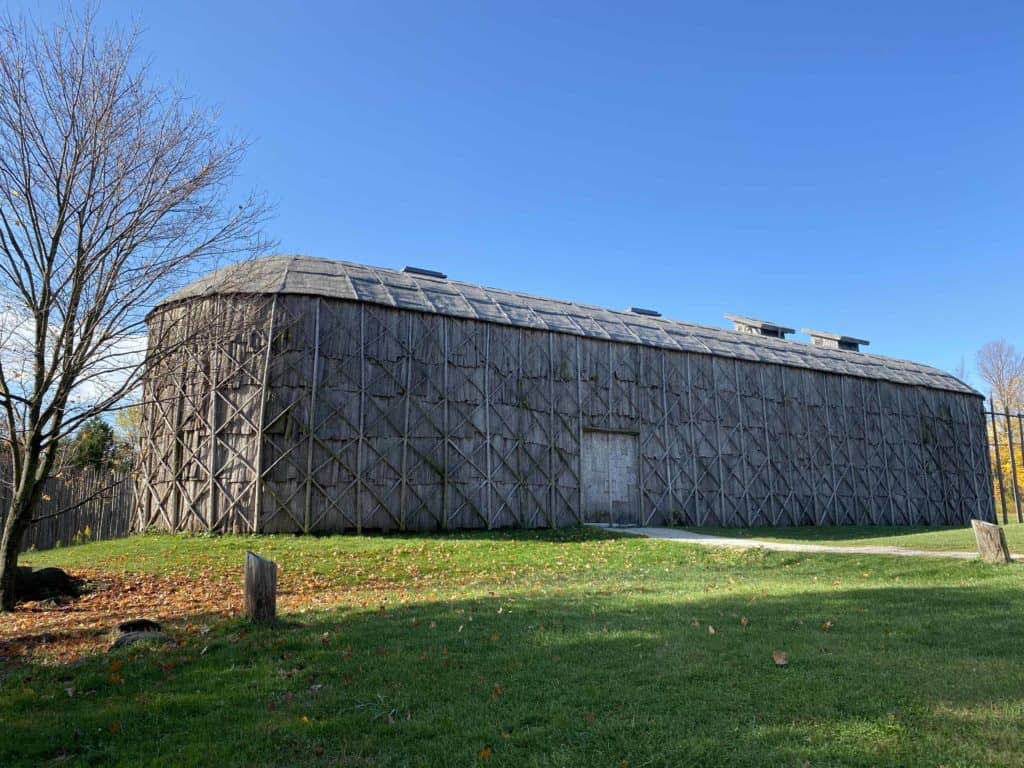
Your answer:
158,255 -> 977,395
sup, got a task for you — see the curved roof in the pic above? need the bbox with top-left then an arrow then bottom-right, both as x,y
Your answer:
158,255 -> 976,395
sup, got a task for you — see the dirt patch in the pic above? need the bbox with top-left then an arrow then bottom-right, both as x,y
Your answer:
0,568 -> 242,664
0,566 -> 416,665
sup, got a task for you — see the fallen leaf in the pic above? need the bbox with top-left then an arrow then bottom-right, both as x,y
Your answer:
821,620 -> 834,632
491,685 -> 504,700
109,721 -> 121,733
707,625 -> 716,635
109,660 -> 124,674
479,746 -> 493,761
740,617 -> 750,627
772,650 -> 789,667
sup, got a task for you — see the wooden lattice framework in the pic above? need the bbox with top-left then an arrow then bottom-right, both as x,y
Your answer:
137,291 -> 994,533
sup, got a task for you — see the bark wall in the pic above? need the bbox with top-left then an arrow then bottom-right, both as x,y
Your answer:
137,295 -> 994,532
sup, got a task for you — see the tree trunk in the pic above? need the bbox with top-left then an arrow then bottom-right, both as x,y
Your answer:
0,490 -> 37,610
0,448 -> 53,611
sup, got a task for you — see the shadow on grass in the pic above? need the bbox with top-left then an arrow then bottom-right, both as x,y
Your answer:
4,581 -> 1023,767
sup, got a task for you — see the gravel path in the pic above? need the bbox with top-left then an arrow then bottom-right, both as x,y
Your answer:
592,525 -> 1021,561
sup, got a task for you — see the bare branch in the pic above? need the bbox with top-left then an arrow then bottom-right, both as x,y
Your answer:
0,4 -> 272,609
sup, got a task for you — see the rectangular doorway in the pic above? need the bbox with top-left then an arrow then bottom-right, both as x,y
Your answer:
581,430 -> 640,525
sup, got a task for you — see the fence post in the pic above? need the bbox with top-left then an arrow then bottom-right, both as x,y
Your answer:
990,404 -> 1007,524
1004,410 -> 1023,523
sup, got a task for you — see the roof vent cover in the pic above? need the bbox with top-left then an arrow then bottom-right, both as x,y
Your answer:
628,306 -> 661,317
725,314 -> 794,339
802,329 -> 870,352
402,266 -> 447,279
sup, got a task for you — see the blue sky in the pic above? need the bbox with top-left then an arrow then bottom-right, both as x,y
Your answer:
19,0 -> 1024,384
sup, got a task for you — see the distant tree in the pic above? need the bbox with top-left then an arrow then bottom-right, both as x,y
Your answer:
69,417 -> 115,470
111,404 -> 141,469
0,8 -> 269,610
976,340 -> 1024,411
951,357 -> 970,385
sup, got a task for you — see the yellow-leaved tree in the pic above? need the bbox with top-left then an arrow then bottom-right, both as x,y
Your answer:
977,340 -> 1024,519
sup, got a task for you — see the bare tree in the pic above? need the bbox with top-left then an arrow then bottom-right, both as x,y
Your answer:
951,357 -> 970,386
0,8 -> 269,609
976,340 -> 1024,411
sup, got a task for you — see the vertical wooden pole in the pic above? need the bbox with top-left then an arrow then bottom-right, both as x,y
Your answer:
684,353 -> 699,524
821,377 -> 838,526
895,387 -> 912,525
712,360 -> 726,527
733,361 -> 752,526
777,367 -> 792,525
576,336 -> 584,521
547,333 -> 556,528
483,324 -> 493,528
800,372 -> 821,526
931,390 -> 953,525
876,381 -> 895,526
838,379 -> 857,524
607,343 -> 613,428
989,401 -> 1007,524
304,298 -> 321,534
964,397 -> 985,522
207,325 -> 218,533
399,316 -> 414,531
170,348 -> 186,532
636,347 -> 646,526
441,317 -> 450,530
759,368 -> 775,526
356,305 -> 366,533
660,351 -> 676,524
252,296 -> 277,534
515,329 -> 525,526
1004,409 -> 1022,523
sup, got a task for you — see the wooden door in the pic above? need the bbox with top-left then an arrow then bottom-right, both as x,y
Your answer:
581,431 -> 640,525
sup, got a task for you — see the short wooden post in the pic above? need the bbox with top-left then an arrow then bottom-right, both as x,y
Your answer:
244,551 -> 277,622
971,519 -> 1012,564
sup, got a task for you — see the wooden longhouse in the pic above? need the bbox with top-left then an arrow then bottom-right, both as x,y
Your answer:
137,255 -> 994,533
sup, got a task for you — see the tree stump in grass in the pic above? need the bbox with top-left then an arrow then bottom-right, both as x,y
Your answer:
244,551 -> 277,622
971,519 -> 1011,564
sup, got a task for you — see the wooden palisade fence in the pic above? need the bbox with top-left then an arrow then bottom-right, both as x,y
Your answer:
0,461 -> 134,552
986,404 -> 1024,524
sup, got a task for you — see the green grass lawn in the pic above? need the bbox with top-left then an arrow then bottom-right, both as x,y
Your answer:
4,528 -> 1024,767
691,521 -> 1024,552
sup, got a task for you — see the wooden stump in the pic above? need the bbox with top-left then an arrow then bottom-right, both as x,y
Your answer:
971,519 -> 1011,564
244,551 -> 278,622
